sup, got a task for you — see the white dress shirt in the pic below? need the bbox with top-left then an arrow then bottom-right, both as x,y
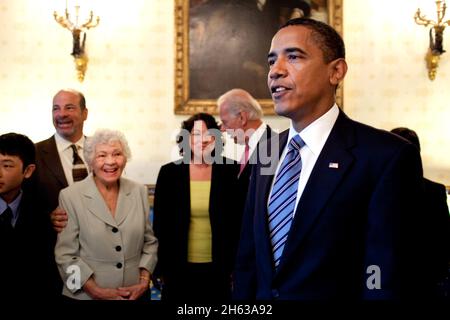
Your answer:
239,122 -> 268,165
268,104 -> 339,217
247,122 -> 268,162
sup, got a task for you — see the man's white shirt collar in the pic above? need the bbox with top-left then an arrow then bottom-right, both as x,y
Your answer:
287,104 -> 339,154
54,132 -> 85,152
248,122 -> 267,150
270,104 -> 339,215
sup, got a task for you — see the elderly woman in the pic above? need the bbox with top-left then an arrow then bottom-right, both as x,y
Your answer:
153,113 -> 243,301
55,129 -> 158,300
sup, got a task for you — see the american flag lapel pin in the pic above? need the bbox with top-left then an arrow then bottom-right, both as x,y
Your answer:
329,162 -> 339,169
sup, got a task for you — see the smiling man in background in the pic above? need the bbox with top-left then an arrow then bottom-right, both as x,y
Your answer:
32,88 -> 89,299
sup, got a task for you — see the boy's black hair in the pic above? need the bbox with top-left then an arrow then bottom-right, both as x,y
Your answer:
0,133 -> 36,171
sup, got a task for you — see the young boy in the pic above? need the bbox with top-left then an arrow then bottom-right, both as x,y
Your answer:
0,133 -> 54,299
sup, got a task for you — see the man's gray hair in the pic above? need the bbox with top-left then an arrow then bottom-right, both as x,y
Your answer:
84,129 -> 131,166
217,88 -> 263,120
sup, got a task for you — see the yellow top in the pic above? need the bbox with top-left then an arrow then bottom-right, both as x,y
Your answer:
187,180 -> 212,263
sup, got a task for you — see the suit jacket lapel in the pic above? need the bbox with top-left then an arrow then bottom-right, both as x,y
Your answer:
82,176 -> 117,227
41,136 -> 68,187
177,163 -> 191,234
248,126 -> 273,165
278,111 -> 356,271
256,130 -> 288,275
260,129 -> 288,198
115,178 -> 134,226
14,193 -> 30,230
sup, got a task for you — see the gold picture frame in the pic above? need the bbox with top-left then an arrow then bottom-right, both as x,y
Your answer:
174,0 -> 343,115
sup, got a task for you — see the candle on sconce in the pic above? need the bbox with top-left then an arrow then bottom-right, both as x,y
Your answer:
54,0 -> 99,82
414,0 -> 450,80
66,0 -> 80,11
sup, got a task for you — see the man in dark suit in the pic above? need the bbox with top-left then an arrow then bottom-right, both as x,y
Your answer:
233,18 -> 426,300
0,133 -> 54,299
391,127 -> 450,297
217,88 -> 273,196
32,88 -> 89,298
34,88 -> 89,229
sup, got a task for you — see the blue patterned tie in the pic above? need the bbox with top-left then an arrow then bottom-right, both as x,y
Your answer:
268,135 -> 304,269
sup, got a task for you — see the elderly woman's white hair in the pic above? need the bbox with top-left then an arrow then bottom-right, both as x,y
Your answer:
83,129 -> 131,167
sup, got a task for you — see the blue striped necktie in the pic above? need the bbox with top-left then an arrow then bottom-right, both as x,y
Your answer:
268,135 -> 304,269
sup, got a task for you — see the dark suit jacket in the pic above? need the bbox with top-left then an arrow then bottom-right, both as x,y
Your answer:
28,135 -> 67,298
0,191 -> 54,299
34,135 -> 68,215
422,178 -> 450,287
238,126 -> 274,187
233,110 -> 425,300
237,126 -> 275,215
153,158 -> 242,284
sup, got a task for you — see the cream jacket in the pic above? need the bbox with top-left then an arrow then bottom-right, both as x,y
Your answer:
55,175 -> 158,300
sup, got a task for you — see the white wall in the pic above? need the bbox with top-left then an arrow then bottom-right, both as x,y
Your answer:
0,0 -> 448,185
344,0 -> 450,184
0,0 -> 288,184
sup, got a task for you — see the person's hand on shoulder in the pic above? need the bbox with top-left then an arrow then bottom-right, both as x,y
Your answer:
50,207 -> 68,233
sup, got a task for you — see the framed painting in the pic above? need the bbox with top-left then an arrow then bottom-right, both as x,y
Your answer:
174,0 -> 343,115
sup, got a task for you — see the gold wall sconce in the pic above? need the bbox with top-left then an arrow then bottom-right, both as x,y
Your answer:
414,0 -> 450,80
54,3 -> 100,82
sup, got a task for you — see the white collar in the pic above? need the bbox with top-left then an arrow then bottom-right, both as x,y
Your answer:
54,132 -> 86,152
287,104 -> 339,156
247,122 -> 267,149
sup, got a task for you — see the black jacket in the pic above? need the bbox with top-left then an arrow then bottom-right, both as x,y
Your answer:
0,190 -> 55,299
153,158 -> 243,280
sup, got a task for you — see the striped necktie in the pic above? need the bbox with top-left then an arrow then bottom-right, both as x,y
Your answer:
71,144 -> 88,182
267,135 -> 304,269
